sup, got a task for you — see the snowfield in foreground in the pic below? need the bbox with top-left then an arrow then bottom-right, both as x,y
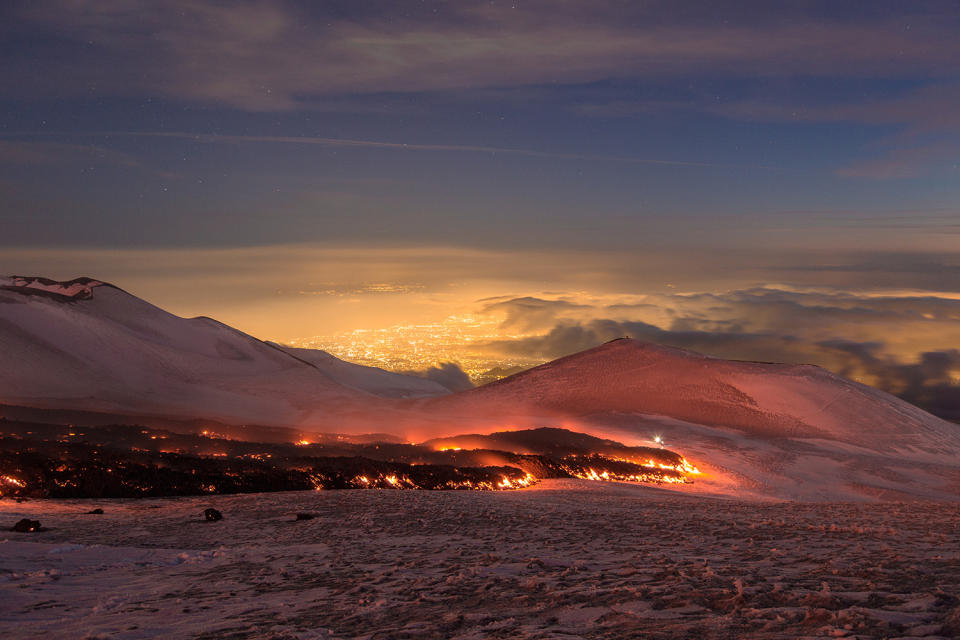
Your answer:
3,481 -> 960,639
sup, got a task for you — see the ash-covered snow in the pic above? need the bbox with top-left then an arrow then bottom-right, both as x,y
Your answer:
3,482 -> 960,639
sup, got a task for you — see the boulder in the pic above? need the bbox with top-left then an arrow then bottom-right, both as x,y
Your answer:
11,518 -> 41,532
295,513 -> 316,521
87,508 -> 104,515
204,508 -> 222,522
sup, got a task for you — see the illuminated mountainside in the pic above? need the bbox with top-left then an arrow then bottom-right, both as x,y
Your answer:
0,276 -> 442,425
423,339 -> 960,500
432,338 -> 958,454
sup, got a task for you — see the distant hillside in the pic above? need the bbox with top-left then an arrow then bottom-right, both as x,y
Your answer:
0,276 -> 444,426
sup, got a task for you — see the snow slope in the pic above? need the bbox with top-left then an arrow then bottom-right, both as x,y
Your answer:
432,338 -> 959,454
4,486 -> 960,638
0,276 -> 442,425
419,338 -> 960,500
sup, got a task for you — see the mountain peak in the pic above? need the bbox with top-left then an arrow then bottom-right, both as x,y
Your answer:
1,275 -> 108,300
596,337 -> 707,358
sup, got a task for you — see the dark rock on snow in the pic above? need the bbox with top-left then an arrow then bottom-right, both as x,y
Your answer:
12,518 -> 41,532
204,508 -> 222,522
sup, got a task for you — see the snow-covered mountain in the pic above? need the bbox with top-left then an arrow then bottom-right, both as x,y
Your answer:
422,338 -> 960,500
4,278 -> 960,500
431,338 -> 957,451
0,276 -> 446,425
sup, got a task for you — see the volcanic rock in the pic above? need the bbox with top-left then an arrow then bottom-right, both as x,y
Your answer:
203,508 -> 222,522
12,518 -> 41,532
295,513 -> 316,521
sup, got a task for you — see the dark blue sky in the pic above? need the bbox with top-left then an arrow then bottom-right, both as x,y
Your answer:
2,0 -> 959,252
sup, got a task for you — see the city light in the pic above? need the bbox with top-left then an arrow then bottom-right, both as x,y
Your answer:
289,314 -> 542,382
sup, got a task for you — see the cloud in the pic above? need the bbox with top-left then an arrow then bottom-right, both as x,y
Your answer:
708,82 -> 960,178
834,142 -> 960,179
4,242 -> 960,388
481,297 -> 592,333
7,1 -> 960,110
577,79 -> 960,178
818,341 -> 960,420
402,362 -> 474,393
717,83 -> 960,134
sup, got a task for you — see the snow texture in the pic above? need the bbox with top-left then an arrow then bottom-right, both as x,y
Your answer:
3,481 -> 960,639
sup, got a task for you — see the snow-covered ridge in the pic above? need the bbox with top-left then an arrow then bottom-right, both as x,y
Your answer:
0,275 -> 451,426
437,337 -> 957,446
1,276 -> 106,300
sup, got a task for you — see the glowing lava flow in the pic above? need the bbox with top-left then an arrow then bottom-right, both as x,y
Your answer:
558,455 -> 702,486
564,467 -> 692,485
498,473 -> 536,489
639,458 -> 701,475
304,472 -> 542,491
1,474 -> 26,495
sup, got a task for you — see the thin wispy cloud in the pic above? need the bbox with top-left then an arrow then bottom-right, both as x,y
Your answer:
1,131 -> 783,170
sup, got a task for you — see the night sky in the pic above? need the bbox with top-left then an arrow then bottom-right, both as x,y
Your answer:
2,1 -> 960,416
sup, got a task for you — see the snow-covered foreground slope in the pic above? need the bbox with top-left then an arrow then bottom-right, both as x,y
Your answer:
0,276 -> 443,426
4,484 -> 960,639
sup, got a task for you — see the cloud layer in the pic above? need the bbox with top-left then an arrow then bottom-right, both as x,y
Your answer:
7,1 -> 960,110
